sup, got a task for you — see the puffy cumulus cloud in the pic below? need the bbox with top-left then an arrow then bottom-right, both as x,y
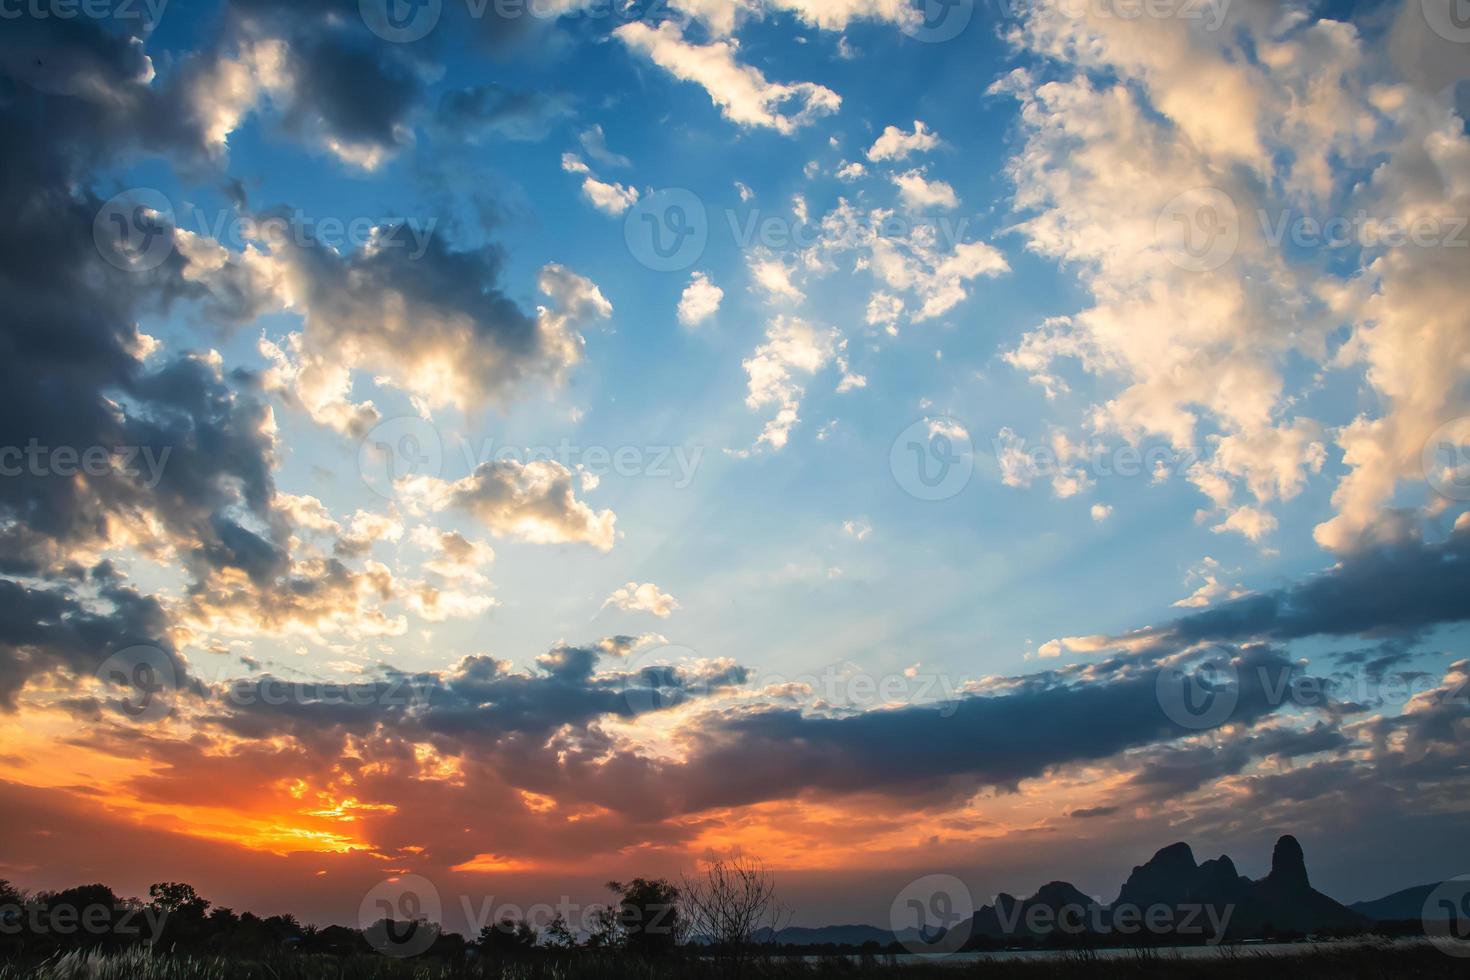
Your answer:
602,582 -> 681,619
741,316 -> 840,451
994,2 -> 1470,548
891,169 -> 959,211
182,0 -> 444,169
867,120 -> 940,162
0,5 -> 617,696
678,271 -> 724,326
1172,557 -> 1242,609
746,250 -> 806,304
561,153 -> 640,216
404,460 -> 616,552
817,200 -> 1009,328
614,21 -> 840,135
239,229 -> 613,426
182,555 -> 407,642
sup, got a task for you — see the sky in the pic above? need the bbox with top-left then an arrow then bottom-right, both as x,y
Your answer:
0,0 -> 1469,937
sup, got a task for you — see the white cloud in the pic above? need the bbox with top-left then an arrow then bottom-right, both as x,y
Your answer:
403,459 -> 616,552
1090,503 -> 1113,522
748,251 -> 805,303
990,3 -> 1470,553
892,169 -> 958,211
678,271 -> 724,326
742,316 -> 839,450
579,124 -> 630,168
603,581 -> 681,618
867,120 -> 940,161
562,153 -> 639,215
614,21 -> 840,135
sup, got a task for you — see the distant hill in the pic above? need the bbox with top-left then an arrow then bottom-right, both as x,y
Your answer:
1351,883 -> 1445,921
753,924 -> 896,946
764,835 -> 1382,947
967,835 -> 1366,941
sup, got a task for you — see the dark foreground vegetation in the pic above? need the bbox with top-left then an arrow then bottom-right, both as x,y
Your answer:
0,941 -> 1461,979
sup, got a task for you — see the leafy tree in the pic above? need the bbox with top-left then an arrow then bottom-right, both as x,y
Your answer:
149,882 -> 210,949
543,912 -> 576,949
479,916 -> 537,956
608,878 -> 683,957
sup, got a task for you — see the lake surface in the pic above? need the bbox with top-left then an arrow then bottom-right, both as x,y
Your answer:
832,938 -> 1434,966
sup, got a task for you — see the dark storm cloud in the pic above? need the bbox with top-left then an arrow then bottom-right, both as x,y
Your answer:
0,13 -> 287,704
640,645 -> 1300,813
1162,523 -> 1470,645
221,0 -> 429,164
0,577 -> 181,709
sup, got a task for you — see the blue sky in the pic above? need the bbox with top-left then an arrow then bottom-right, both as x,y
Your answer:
2,0 -> 1470,932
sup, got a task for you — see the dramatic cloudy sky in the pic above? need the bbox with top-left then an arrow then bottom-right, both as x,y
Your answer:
1,0 -> 1468,932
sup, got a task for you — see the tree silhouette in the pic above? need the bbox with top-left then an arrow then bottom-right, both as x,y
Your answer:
681,850 -> 788,970
607,878 -> 683,958
479,917 -> 537,956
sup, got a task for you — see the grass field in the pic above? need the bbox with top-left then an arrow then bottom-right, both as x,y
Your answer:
1,940 -> 1461,979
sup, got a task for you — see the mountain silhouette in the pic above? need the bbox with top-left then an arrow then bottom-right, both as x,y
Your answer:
964,834 -> 1366,942
767,835 -> 1379,948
